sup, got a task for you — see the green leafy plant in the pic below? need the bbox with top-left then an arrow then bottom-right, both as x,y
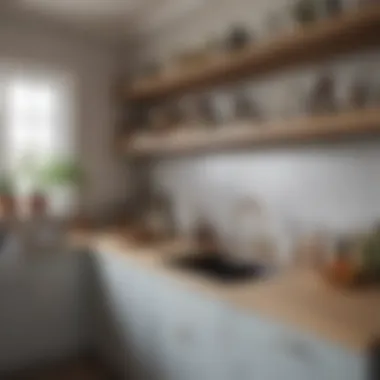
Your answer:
363,230 -> 380,279
0,174 -> 15,196
38,159 -> 84,188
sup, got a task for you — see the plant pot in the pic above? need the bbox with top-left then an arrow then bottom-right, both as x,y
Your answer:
29,193 -> 48,217
0,195 -> 16,218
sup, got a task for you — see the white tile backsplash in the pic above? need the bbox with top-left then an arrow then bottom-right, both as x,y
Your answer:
153,139 -> 380,251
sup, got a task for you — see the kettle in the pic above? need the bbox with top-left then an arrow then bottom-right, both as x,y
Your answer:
230,197 -> 281,266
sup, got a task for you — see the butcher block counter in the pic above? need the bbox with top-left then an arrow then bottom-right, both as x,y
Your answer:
71,230 -> 380,354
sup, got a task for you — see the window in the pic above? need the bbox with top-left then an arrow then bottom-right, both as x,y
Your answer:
0,67 -> 75,215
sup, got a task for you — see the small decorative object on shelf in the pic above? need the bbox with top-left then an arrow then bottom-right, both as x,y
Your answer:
234,89 -> 262,121
212,92 -> 235,126
293,0 -> 319,25
226,25 -> 252,51
323,0 -> 343,17
308,73 -> 337,114
178,95 -> 200,125
166,101 -> 182,128
348,78 -> 372,109
198,93 -> 216,126
147,106 -> 170,133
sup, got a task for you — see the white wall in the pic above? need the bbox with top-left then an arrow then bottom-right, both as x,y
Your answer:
132,0 -> 380,258
0,11 -> 128,219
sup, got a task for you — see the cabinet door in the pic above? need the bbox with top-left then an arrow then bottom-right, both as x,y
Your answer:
224,309 -> 263,380
87,251 -> 129,375
0,252 -> 91,372
94,251 -> 164,380
227,309 -> 322,380
157,279 -> 231,380
257,323 -> 366,380
118,267 -> 163,380
257,334 -> 320,380
228,308 -> 367,380
311,338 -> 367,380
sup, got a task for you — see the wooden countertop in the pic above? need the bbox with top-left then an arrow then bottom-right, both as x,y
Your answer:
71,231 -> 380,353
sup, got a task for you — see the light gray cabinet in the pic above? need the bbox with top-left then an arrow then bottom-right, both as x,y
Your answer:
156,279 -> 230,380
116,268 -> 162,380
95,250 -> 369,380
95,251 -> 231,380
226,308 -> 368,380
94,251 -> 164,379
0,251 -> 92,374
226,310 -> 321,380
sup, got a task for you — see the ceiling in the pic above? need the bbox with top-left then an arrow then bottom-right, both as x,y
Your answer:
6,0 -> 209,42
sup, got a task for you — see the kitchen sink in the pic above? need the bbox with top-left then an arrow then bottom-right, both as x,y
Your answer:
167,253 -> 270,283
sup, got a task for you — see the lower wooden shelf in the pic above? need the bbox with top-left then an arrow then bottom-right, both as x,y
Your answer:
124,107 -> 380,157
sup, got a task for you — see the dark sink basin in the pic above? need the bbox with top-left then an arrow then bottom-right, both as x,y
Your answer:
168,253 -> 270,283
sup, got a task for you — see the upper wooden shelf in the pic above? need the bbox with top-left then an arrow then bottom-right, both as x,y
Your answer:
123,107 -> 380,157
127,5 -> 380,102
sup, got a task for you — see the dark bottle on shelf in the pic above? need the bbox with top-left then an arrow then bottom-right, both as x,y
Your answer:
227,26 -> 251,51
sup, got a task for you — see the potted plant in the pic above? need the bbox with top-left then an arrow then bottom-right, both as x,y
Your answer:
16,153 -> 49,217
0,174 -> 16,218
38,158 -> 84,218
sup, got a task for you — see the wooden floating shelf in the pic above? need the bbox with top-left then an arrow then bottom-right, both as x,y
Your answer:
127,5 -> 380,102
124,108 -> 380,157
